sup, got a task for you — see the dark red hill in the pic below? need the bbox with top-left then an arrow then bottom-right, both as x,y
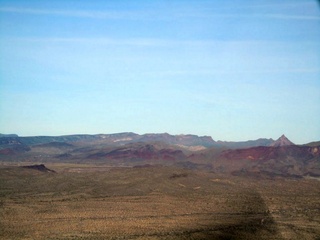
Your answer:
220,145 -> 319,161
213,145 -> 320,177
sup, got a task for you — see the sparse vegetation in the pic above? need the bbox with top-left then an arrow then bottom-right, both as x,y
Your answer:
0,164 -> 319,239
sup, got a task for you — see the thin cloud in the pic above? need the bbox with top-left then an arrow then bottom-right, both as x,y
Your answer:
205,1 -> 318,14
5,37 -> 175,47
0,7 -> 146,20
236,2 -> 317,9
0,6 -> 184,21
260,14 -> 320,21
4,37 -> 320,48
200,13 -> 320,21
286,68 -> 320,73
144,68 -> 320,77
1,6 -> 319,21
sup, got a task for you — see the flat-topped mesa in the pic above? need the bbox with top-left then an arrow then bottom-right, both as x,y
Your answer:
271,134 -> 295,147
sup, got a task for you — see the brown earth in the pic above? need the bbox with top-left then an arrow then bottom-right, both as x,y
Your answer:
0,164 -> 319,239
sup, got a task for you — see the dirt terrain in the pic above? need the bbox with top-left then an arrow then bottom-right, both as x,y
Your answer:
0,164 -> 319,239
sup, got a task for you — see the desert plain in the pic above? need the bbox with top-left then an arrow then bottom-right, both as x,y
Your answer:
0,163 -> 319,240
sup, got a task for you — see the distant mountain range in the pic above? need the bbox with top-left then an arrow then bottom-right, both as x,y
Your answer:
1,132 -> 319,177
0,132 -> 305,149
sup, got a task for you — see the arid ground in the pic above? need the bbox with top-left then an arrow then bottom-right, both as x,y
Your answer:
0,164 -> 319,240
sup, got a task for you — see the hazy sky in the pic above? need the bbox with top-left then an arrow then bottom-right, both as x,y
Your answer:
0,0 -> 319,143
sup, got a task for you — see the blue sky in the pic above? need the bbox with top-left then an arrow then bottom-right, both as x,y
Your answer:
0,0 -> 319,144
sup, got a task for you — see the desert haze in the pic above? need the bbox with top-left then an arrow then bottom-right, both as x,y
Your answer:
0,132 -> 319,239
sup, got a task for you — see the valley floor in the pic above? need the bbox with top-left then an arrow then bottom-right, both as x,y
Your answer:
0,164 -> 319,239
